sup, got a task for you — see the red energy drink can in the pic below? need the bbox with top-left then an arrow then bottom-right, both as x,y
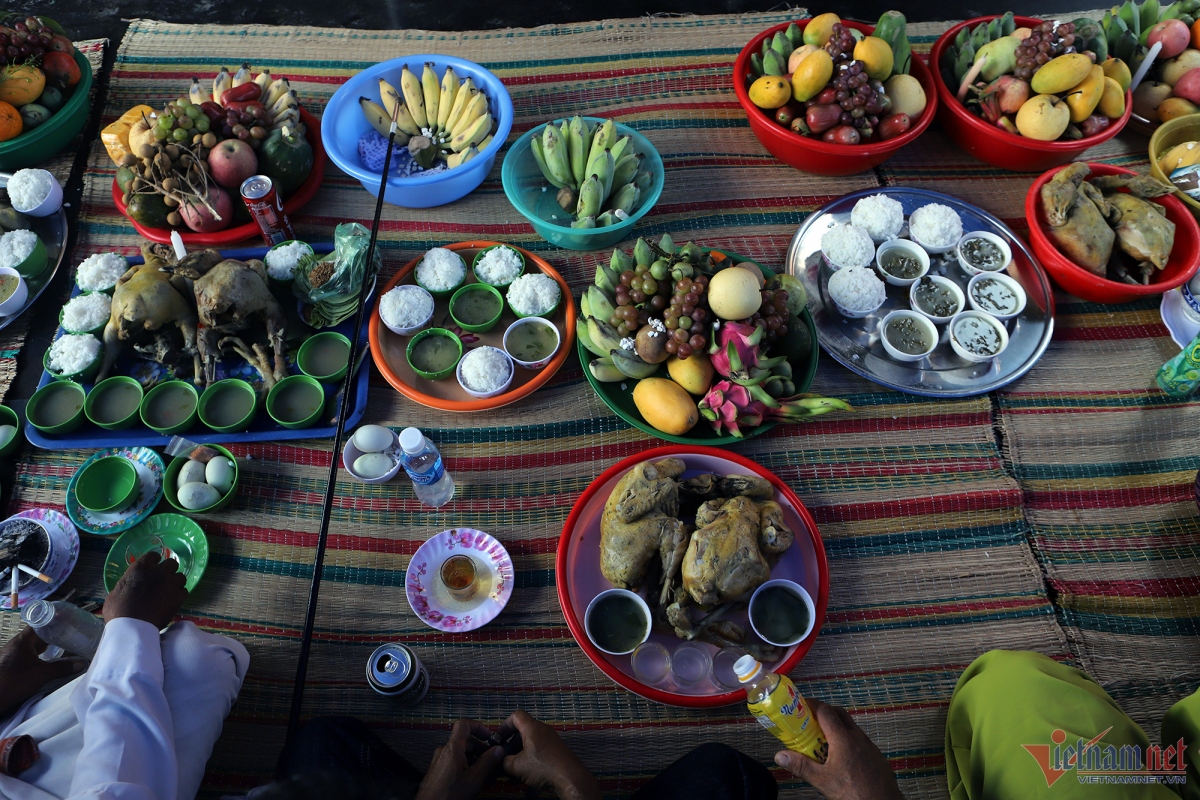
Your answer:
366,643 -> 429,706
239,175 -> 295,246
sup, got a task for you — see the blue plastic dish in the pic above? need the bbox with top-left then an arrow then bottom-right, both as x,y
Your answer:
321,55 -> 514,209
500,117 -> 664,251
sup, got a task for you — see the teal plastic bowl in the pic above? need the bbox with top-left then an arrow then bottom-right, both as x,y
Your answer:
0,50 -> 93,171
501,117 -> 664,251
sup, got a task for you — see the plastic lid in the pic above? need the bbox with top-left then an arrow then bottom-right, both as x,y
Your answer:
733,654 -> 762,683
399,427 -> 425,455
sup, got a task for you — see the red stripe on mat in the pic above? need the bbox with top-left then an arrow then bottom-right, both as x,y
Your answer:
1025,484 -> 1194,509
826,597 -> 1045,623
1054,323 -> 1169,341
1050,577 -> 1200,598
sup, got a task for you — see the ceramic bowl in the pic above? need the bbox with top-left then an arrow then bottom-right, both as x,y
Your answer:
874,238 -> 930,287
163,444 -> 239,514
12,170 -> 63,217
74,456 -> 139,513
879,310 -> 938,362
471,244 -> 526,289
503,317 -> 561,370
26,381 -> 85,435
456,346 -> 514,399
748,579 -> 817,647
43,336 -> 103,383
379,284 -> 435,336
828,267 -> 886,319
266,375 -> 326,430
584,588 -> 652,656
197,379 -> 258,433
84,376 -> 144,431
949,310 -> 1010,363
909,275 -> 965,325
449,283 -> 505,334
406,328 -> 463,381
139,380 -> 199,435
413,251 -> 468,299
341,432 -> 402,485
297,331 -> 351,382
956,231 -> 1012,277
966,271 -> 1027,322
0,404 -> 20,457
0,266 -> 28,315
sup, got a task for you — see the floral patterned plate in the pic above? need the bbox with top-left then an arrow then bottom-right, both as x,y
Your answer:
66,447 -> 165,536
0,508 -> 80,609
405,528 -> 514,633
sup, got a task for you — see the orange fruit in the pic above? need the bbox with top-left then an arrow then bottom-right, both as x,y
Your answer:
0,101 -> 23,142
1192,18 -> 1200,49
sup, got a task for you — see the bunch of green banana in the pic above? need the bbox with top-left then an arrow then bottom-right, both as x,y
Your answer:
528,116 -> 653,229
360,63 -> 495,171
941,11 -> 1016,85
748,22 -> 804,79
577,233 -> 708,381
1101,0 -> 1200,67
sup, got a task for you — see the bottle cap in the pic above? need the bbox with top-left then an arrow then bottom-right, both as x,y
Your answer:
733,654 -> 762,683
399,427 -> 425,455
20,598 -> 51,628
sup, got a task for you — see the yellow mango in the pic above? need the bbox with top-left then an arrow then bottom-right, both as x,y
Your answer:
803,13 -> 841,47
666,353 -> 715,396
853,36 -> 894,82
632,378 -> 699,436
1102,57 -> 1133,91
1158,96 -> 1200,122
792,49 -> 833,103
1015,94 -> 1070,141
1065,65 -> 1105,123
1030,53 -> 1093,95
1097,76 -> 1126,119
748,75 -> 792,109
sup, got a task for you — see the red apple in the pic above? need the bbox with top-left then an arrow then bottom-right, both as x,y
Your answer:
1148,19 -> 1191,60
180,186 -> 233,232
206,139 -> 258,189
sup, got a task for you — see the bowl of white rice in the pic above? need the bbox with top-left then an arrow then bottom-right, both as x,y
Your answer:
43,333 -> 103,382
415,247 -> 467,298
0,229 -> 45,278
265,240 -> 314,282
471,244 -> 526,289
379,284 -> 436,336
76,253 -> 129,294
59,292 -> 113,336
456,345 -> 514,399
826,265 -> 886,318
7,169 -> 62,217
507,272 -> 561,318
908,204 -> 963,255
850,195 -> 905,242
820,224 -> 875,271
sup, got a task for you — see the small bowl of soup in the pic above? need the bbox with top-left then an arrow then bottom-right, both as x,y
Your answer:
874,239 -> 929,287
502,317 -> 560,370
297,332 -> 352,382
0,267 -> 28,316
449,283 -> 504,334
967,272 -> 1027,322
406,328 -> 463,381
956,231 -> 1012,277
584,588 -> 652,656
909,275 -> 965,325
27,380 -> 85,435
85,376 -> 144,431
198,379 -> 258,433
748,579 -> 816,647
139,380 -> 199,435
266,375 -> 326,430
949,310 -> 1009,363
880,310 -> 938,363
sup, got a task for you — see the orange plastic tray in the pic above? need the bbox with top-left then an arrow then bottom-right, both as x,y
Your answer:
369,241 -> 576,412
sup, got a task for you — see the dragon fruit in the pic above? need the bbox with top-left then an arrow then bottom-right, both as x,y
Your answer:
699,379 -> 852,438
708,321 -> 787,386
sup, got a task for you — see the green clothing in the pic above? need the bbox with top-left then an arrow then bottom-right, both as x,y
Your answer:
945,651 -> 1198,800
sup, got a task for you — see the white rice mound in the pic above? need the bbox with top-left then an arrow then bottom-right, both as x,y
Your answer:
473,246 -> 523,286
416,247 -> 466,291
459,345 -> 512,393
909,203 -> 963,248
265,241 -> 311,280
61,292 -> 112,333
47,333 -> 100,374
0,229 -> 37,269
850,194 -> 905,241
820,224 -> 875,269
507,272 -> 560,316
380,284 -> 434,331
828,266 -> 885,313
8,169 -> 53,212
76,253 -> 129,291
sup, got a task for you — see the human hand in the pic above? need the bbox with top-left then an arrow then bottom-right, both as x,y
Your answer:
102,552 -> 187,629
414,718 -> 504,800
774,699 -> 903,800
0,627 -> 86,718
497,710 -> 600,800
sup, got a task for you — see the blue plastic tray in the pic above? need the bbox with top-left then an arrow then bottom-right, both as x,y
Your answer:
26,244 -> 371,450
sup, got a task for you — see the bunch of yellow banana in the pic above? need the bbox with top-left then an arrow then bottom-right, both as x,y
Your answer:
359,63 -> 495,172
529,116 -> 653,229
190,65 -> 304,135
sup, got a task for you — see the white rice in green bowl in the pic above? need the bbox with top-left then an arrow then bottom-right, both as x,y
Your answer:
506,272 -> 560,316
416,247 -> 466,292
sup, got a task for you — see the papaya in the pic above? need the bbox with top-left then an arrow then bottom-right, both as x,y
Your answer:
101,105 -> 155,165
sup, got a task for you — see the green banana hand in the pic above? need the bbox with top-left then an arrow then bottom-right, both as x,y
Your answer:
609,135 -> 633,162
608,182 -> 639,215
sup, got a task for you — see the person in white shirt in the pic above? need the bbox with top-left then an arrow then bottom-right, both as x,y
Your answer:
0,552 -> 250,800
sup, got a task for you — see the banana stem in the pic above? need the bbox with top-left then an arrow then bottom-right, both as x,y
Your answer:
957,53 -> 987,103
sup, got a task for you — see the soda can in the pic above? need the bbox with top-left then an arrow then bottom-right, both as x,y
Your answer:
366,643 -> 429,706
239,175 -> 295,246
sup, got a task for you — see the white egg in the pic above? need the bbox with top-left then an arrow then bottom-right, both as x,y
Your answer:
352,425 -> 393,453
177,481 -> 220,510
205,457 -> 236,495
353,453 -> 395,480
0,425 -> 14,447
177,460 -> 207,489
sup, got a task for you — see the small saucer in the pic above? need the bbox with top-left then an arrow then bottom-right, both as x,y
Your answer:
405,528 -> 513,633
1160,288 -> 1200,349
0,508 -> 79,609
66,447 -> 165,536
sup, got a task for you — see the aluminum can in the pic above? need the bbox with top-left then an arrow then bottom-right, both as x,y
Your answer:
366,643 -> 429,706
239,175 -> 294,246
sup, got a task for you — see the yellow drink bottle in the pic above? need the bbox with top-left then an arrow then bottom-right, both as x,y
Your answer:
734,654 -> 828,763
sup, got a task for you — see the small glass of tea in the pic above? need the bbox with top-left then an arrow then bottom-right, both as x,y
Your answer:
439,554 -> 478,600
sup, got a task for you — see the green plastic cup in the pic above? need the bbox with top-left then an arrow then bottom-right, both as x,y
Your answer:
296,332 -> 351,382
266,375 -> 326,429
59,292 -> 111,336
449,282 -> 505,333
74,455 -> 139,513
13,236 -> 47,279
164,443 -> 239,514
0,404 -> 21,457
26,381 -> 85,435
139,380 -> 199,436
406,328 -> 463,380
85,376 -> 144,431
198,379 -> 258,433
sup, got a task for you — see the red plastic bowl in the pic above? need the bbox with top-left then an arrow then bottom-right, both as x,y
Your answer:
929,16 -> 1132,172
1025,162 -> 1200,303
732,19 -> 938,176
112,107 -> 327,246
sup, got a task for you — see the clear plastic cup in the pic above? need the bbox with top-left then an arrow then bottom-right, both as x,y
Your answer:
631,641 -> 671,685
712,647 -> 748,690
671,642 -> 713,686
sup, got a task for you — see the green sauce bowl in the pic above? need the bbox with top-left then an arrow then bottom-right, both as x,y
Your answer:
139,380 -> 199,436
84,376 -> 144,431
296,331 -> 351,382
42,337 -> 103,383
0,404 -> 21,457
74,455 -> 139,513
406,328 -> 463,381
470,244 -> 526,290
198,379 -> 258,433
449,282 -> 504,334
26,381 -> 85,435
266,375 -> 326,430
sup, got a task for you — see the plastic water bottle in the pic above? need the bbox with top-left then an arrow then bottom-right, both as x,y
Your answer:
735,655 -> 828,763
399,427 -> 455,508
21,600 -> 105,660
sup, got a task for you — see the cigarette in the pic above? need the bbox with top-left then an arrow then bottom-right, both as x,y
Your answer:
16,564 -> 51,584
10,567 -> 17,610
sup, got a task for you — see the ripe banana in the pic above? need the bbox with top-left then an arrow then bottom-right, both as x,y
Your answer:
576,174 -> 603,219
530,136 -> 565,189
212,67 -> 231,104
254,69 -> 272,93
232,63 -> 252,88
611,153 -> 641,190
567,116 -> 588,187
610,348 -> 659,379
436,66 -> 459,132
264,77 -> 290,108
452,91 -> 488,138
477,134 -> 493,151
578,320 -> 609,358
269,90 -> 299,117
446,146 -> 478,168
541,125 -> 573,188
378,80 -> 422,137
449,112 -> 492,152
421,63 -> 440,134
360,97 -> 397,137
589,358 -> 626,382
189,78 -> 210,105
400,65 -> 428,131
444,79 -> 476,133
274,106 -> 301,127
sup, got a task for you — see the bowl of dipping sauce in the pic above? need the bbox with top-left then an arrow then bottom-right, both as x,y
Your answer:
0,404 -> 20,458
956,231 -> 1012,277
909,275 -> 965,325
84,376 -> 144,431
874,239 -> 929,288
297,331 -> 351,382
198,379 -> 258,433
584,588 -> 652,656
0,267 -> 28,315
406,328 -> 463,381
266,375 -> 326,430
880,309 -> 938,363
449,283 -> 504,334
139,380 -> 199,435
27,380 -> 85,435
748,579 -> 817,648
74,455 -> 140,513
503,317 -> 561,370
949,311 -> 1009,363
967,272 -> 1027,322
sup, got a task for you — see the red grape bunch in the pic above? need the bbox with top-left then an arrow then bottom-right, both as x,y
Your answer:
663,274 -> 711,359
1014,21 -> 1077,82
0,17 -> 55,66
747,288 -> 791,345
824,22 -> 857,66
830,61 -> 888,138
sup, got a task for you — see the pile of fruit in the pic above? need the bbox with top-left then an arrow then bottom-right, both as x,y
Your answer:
103,65 -> 315,233
1116,0 -> 1200,124
744,11 -> 927,145
528,116 -> 653,229
576,234 -> 849,438
359,63 -> 496,172
0,15 -> 82,143
941,12 -> 1130,141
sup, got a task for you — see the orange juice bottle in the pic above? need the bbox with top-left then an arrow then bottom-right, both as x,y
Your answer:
734,654 -> 828,763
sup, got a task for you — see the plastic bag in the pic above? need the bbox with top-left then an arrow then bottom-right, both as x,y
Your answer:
293,222 -> 381,327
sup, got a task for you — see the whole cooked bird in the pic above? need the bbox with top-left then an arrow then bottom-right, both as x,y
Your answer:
1091,174 -> 1176,284
1040,161 -> 1115,275
681,495 -> 794,606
